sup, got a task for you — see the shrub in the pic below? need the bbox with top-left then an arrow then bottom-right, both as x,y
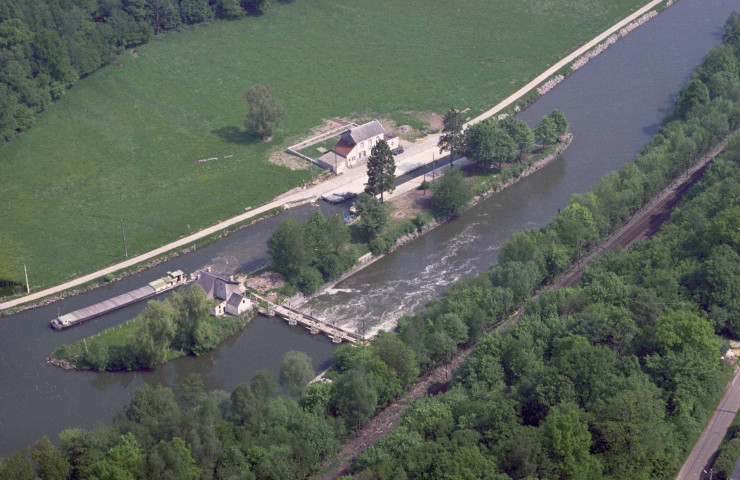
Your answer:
369,236 -> 392,255
412,214 -> 428,233
296,267 -> 324,294
431,168 -> 473,217
714,438 -> 740,480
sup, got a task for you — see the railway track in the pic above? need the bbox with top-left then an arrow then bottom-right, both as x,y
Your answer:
554,135 -> 731,290
320,134 -> 734,479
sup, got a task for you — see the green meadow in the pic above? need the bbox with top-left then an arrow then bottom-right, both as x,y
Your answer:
0,0 -> 647,290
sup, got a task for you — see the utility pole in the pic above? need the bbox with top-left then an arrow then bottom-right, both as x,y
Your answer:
23,264 -> 29,293
120,219 -> 128,258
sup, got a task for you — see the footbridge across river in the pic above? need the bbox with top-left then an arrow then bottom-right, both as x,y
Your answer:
251,293 -> 367,345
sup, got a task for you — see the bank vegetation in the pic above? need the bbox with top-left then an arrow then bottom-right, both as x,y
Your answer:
51,284 -> 254,371
5,10 -> 739,480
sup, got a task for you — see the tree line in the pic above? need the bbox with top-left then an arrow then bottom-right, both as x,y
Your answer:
351,129 -> 740,479
0,0 -> 271,145
431,109 -> 569,218
267,211 -> 358,294
459,109 -> 568,170
3,11 -> 739,480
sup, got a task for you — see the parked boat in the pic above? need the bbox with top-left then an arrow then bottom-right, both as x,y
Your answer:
50,271 -> 186,329
322,191 -> 357,204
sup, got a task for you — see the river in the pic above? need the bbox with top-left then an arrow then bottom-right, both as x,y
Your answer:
1,0 -> 737,455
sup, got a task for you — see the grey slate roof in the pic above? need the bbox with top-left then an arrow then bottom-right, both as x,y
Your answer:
195,273 -> 216,298
227,293 -> 245,307
341,120 -> 385,145
196,270 -> 239,300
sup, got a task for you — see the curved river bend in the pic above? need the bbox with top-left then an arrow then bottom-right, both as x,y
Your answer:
1,0 -> 737,455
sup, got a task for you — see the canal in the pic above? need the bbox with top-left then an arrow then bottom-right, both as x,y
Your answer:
1,0 -> 737,455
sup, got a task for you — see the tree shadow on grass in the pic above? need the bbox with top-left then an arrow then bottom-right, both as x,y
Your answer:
211,126 -> 259,144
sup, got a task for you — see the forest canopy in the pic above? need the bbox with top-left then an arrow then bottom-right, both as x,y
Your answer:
0,0 -> 269,143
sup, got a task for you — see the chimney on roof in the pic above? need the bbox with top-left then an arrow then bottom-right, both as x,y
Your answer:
230,275 -> 234,281
207,266 -> 212,273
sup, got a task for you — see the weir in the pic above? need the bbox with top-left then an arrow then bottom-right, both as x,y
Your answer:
252,293 -> 367,345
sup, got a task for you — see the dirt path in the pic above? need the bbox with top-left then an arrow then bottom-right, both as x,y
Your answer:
322,352 -> 470,480
321,134 -> 733,480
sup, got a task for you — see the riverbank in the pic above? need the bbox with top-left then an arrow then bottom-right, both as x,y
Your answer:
293,135 -> 573,319
0,206 -> 286,318
0,0 -> 673,313
51,136 -> 573,373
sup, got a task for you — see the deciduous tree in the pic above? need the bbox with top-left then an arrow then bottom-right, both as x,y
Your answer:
548,109 -> 569,137
549,203 -> 599,250
431,167 -> 472,217
540,402 -> 602,480
333,368 -> 378,428
31,436 -> 71,480
279,350 -> 315,397
243,83 -> 284,141
267,218 -> 305,279
535,115 -> 559,145
354,194 -> 389,240
501,117 -> 535,161
464,119 -> 497,167
147,437 -> 200,480
674,78 -> 710,119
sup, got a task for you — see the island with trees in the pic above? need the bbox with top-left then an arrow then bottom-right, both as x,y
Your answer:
50,284 -> 254,371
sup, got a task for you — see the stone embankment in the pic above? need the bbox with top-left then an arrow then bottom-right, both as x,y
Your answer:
46,357 -> 75,370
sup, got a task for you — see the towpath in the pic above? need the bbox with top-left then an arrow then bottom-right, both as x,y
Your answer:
0,0 -> 664,312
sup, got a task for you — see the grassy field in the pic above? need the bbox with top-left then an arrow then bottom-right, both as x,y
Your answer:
0,0 -> 648,290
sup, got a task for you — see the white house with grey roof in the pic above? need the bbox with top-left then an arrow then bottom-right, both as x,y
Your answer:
332,120 -> 399,169
194,268 -> 251,317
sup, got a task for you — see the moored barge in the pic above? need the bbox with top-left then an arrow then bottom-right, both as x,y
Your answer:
50,270 -> 186,329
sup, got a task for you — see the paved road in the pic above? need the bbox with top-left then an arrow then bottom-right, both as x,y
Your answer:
676,369 -> 740,480
0,0 -> 664,312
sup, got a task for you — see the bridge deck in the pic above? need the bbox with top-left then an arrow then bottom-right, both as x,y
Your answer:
253,294 -> 366,344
